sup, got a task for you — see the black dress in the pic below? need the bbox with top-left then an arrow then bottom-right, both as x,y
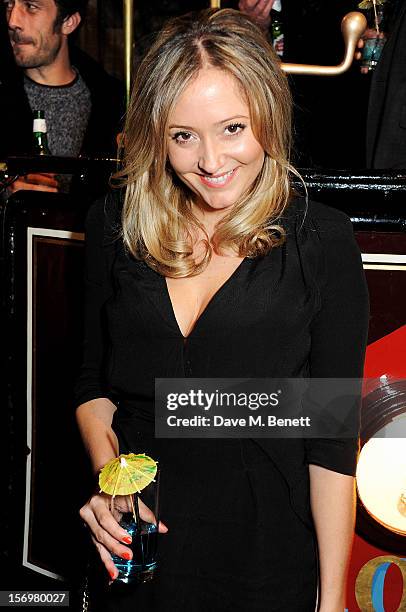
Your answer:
74,192 -> 369,612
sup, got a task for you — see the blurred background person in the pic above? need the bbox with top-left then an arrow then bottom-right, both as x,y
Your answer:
1,0 -> 125,193
365,0 -> 406,168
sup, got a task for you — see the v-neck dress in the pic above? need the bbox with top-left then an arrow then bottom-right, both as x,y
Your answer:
74,191 -> 369,612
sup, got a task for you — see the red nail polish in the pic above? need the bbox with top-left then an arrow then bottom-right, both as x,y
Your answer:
109,570 -> 116,580
122,536 -> 132,544
122,551 -> 131,560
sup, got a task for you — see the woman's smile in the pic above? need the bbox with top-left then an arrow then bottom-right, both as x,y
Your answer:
198,167 -> 238,188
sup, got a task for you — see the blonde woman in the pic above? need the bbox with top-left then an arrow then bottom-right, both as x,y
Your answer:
75,9 -> 369,612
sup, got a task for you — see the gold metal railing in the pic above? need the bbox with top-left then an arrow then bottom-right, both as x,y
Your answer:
123,0 -> 134,108
123,3 -> 366,107
281,12 -> 367,75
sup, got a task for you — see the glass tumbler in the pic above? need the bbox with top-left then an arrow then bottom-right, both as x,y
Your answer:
111,467 -> 161,584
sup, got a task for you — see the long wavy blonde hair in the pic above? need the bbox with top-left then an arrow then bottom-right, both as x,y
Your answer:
114,8 -> 299,277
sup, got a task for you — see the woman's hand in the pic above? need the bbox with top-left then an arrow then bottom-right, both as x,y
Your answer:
355,29 -> 385,73
79,491 -> 168,581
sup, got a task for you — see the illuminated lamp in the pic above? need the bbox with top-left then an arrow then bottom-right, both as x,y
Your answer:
356,327 -> 406,554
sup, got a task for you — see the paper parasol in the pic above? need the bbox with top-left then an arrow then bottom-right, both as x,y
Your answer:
99,453 -> 158,497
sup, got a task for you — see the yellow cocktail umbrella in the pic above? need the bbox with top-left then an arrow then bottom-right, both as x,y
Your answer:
99,453 -> 158,496
99,453 -> 158,524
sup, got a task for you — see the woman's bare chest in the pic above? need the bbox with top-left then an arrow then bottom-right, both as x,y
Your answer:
165,254 -> 245,338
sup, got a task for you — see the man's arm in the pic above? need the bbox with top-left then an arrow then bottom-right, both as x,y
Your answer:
7,173 -> 58,193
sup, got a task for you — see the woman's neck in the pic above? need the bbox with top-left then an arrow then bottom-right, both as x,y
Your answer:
191,200 -> 231,238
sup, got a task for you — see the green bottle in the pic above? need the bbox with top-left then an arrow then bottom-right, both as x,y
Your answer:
271,0 -> 284,58
32,110 -> 51,155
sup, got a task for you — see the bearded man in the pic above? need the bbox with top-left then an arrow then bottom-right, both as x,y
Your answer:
1,0 -> 124,192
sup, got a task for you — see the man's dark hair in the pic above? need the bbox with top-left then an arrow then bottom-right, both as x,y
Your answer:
54,0 -> 88,25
